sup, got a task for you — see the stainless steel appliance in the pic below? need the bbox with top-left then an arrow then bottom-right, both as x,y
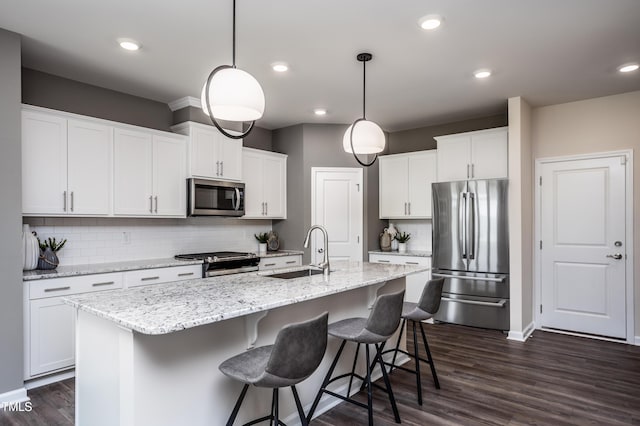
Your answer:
187,178 -> 245,217
431,179 -> 509,330
175,251 -> 259,277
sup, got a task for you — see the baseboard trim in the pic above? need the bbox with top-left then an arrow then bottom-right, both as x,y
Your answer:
0,387 -> 29,405
507,321 -> 535,342
634,336 -> 640,346
25,370 -> 75,390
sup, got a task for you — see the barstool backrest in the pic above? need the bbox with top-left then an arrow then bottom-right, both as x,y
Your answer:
365,290 -> 405,338
265,312 -> 329,381
418,278 -> 444,314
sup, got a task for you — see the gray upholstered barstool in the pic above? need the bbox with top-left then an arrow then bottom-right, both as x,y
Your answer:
219,312 -> 329,426
306,290 -> 405,426
382,277 -> 444,406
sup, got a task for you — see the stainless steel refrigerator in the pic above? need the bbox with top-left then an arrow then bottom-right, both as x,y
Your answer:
431,179 -> 510,330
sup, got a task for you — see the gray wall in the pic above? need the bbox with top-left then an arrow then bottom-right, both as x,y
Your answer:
0,29 -> 24,395
22,68 -> 173,131
388,113 -> 508,154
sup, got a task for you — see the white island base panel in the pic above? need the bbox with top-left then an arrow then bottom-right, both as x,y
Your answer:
75,278 -> 407,426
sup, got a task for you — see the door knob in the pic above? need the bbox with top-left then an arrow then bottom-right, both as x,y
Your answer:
606,253 -> 623,260
318,248 -> 324,253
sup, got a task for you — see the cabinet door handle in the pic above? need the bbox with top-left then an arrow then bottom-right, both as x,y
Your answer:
149,196 -> 153,213
405,261 -> 419,265
285,260 -> 297,264
404,202 -> 407,215
141,276 -> 160,281
178,272 -> 195,277
70,191 -> 74,212
220,161 -> 224,176
471,163 -> 475,178
44,286 -> 71,293
154,196 -> 158,213
92,281 -> 115,287
63,191 -> 67,212
265,202 -> 268,216
377,259 -> 391,263
216,161 -> 220,176
264,263 -> 276,267
261,202 -> 265,215
408,202 -> 411,216
467,164 -> 470,179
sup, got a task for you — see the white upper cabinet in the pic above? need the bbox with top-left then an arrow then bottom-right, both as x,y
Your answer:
242,148 -> 287,219
379,150 -> 437,219
171,121 -> 242,182
435,127 -> 508,181
114,129 -> 186,217
22,109 -> 112,216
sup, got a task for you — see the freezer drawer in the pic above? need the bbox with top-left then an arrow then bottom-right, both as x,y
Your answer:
432,270 -> 509,298
434,293 -> 510,331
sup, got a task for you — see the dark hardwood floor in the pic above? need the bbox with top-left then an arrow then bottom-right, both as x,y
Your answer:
2,323 -> 639,425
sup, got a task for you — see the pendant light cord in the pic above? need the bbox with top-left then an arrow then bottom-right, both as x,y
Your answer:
362,59 -> 366,119
232,0 -> 236,68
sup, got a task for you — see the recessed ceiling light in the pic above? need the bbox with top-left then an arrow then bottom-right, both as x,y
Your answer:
418,14 -> 443,30
313,108 -> 327,116
618,63 -> 639,73
118,38 -> 141,51
474,69 -> 492,79
272,62 -> 289,72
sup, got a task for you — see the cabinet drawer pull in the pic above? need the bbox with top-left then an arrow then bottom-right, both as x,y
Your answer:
285,260 -> 297,264
44,286 -> 70,293
377,260 -> 391,263
92,281 -> 115,287
178,272 -> 194,277
264,263 -> 276,267
141,276 -> 160,281
405,261 -> 419,265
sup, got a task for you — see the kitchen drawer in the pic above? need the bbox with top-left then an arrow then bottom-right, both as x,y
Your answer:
124,264 -> 203,288
29,272 -> 123,300
369,253 -> 431,267
259,255 -> 302,271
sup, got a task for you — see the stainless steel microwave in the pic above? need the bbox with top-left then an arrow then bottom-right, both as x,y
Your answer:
187,178 -> 245,217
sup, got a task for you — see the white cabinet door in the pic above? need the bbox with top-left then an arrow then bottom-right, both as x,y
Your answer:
29,297 -> 75,376
436,134 -> 470,182
218,136 -> 243,181
153,135 -> 186,217
258,255 -> 302,270
190,125 -> 218,178
470,129 -> 508,179
22,110 -> 68,215
242,150 -> 264,217
407,151 -> 437,218
379,155 -> 409,218
67,119 -> 112,215
369,254 -> 431,303
242,148 -> 287,219
263,154 -> 286,218
114,128 -> 154,215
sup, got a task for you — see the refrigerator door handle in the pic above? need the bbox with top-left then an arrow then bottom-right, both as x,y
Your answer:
459,192 -> 467,259
432,272 -> 506,283
468,192 -> 476,260
441,297 -> 507,308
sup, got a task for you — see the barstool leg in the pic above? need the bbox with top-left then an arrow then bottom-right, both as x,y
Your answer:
419,322 -> 440,389
365,344 -> 373,426
347,343 -> 361,397
273,388 -> 279,426
412,320 -> 423,405
306,339 -> 347,423
291,385 -> 308,426
375,343 -> 401,423
226,383 -> 249,426
390,318 -> 406,373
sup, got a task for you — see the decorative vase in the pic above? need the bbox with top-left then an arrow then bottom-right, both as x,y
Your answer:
37,247 -> 59,270
391,239 -> 399,251
379,230 -> 391,252
22,225 -> 39,271
258,242 -> 267,255
398,242 -> 407,253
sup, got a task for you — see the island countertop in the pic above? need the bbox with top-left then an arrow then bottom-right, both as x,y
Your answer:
64,260 -> 428,335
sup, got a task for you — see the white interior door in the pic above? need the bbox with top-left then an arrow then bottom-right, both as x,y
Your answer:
312,168 -> 363,265
539,155 -> 627,338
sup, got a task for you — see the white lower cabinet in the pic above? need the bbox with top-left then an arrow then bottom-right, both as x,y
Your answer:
368,253 -> 431,303
258,255 -> 302,271
124,264 -> 202,288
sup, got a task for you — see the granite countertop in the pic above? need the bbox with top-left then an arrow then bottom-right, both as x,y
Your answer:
368,250 -> 432,257
22,258 -> 204,281
64,260 -> 428,335
257,250 -> 304,258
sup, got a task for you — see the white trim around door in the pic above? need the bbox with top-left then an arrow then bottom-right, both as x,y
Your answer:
534,150 -> 634,344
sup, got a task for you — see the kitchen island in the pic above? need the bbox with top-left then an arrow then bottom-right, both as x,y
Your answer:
65,260 -> 428,426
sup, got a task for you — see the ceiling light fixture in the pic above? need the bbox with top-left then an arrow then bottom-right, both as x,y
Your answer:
201,0 -> 265,139
418,14 -> 443,30
474,69 -> 492,79
618,63 -> 639,73
118,39 -> 141,51
342,53 -> 385,167
272,62 -> 289,72
314,108 -> 327,116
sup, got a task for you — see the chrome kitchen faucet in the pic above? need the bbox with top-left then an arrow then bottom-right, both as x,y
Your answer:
303,225 -> 330,278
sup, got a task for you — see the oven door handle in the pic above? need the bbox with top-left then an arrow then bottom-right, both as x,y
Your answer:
432,272 -> 506,283
233,188 -> 241,211
441,297 -> 507,308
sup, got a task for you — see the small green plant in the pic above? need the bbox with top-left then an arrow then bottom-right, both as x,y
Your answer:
394,232 -> 411,243
254,232 -> 269,243
37,237 -> 67,252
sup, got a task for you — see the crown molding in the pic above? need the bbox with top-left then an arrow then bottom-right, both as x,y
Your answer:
168,96 -> 201,112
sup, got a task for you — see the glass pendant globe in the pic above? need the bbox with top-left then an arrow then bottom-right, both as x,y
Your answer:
201,67 -> 265,122
343,120 -> 386,154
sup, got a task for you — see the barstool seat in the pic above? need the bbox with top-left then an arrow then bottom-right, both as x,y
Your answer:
219,311 -> 329,426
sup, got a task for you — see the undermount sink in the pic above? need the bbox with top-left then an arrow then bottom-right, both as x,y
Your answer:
265,268 -> 324,279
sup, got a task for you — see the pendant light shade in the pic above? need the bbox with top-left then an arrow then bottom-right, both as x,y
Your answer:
344,52 -> 385,167
201,0 -> 264,139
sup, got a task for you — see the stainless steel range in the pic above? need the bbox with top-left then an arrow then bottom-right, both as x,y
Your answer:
174,251 -> 260,277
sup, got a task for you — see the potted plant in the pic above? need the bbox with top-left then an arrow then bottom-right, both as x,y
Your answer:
37,237 -> 67,270
394,232 -> 411,253
254,232 -> 269,254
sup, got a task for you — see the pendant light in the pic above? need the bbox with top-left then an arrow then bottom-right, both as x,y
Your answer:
343,52 -> 385,167
201,0 -> 265,139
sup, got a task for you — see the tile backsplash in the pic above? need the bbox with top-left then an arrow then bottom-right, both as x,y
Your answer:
23,217 -> 275,265
385,220 -> 432,252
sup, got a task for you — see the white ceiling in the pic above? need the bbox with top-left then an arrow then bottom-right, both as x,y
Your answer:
1,0 -> 639,131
